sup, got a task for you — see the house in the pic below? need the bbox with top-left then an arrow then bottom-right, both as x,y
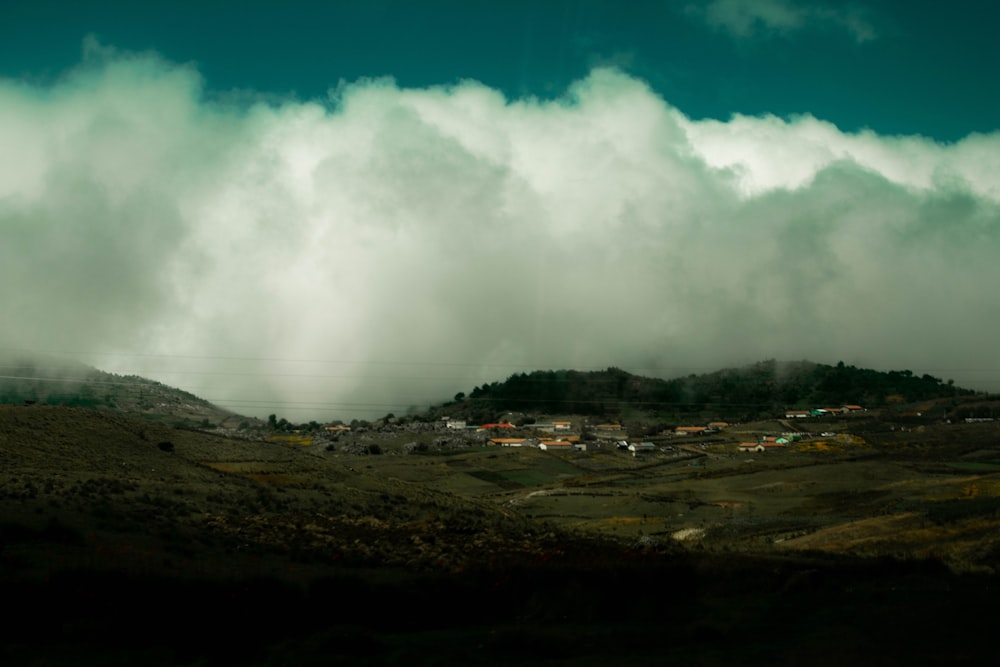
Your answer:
490,438 -> 525,447
479,422 -> 515,430
594,424 -> 625,437
594,424 -> 628,440
539,440 -> 574,451
785,410 -> 810,419
842,405 -> 865,413
708,421 -> 729,430
530,422 -> 554,431
552,421 -> 573,431
739,443 -> 764,453
324,424 -> 351,432
627,442 -> 657,457
445,419 -> 467,430
674,426 -> 708,436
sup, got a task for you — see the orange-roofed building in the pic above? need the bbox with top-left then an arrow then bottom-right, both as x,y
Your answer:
490,438 -> 525,446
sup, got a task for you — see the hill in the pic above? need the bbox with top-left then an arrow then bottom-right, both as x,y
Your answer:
431,359 -> 979,423
0,352 -> 246,428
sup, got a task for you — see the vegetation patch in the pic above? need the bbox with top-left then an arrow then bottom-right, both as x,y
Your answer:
503,469 -> 558,486
267,434 -> 314,447
946,461 -> 1000,472
466,470 -> 524,489
247,473 -> 294,485
925,496 -> 1000,524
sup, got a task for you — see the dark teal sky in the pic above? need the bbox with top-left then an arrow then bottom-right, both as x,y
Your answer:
2,0 -> 998,142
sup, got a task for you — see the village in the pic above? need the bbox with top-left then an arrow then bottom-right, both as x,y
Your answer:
317,403 -> 870,457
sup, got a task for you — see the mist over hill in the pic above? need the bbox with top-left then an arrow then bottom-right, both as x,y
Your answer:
0,351 -> 244,427
0,353 -> 984,427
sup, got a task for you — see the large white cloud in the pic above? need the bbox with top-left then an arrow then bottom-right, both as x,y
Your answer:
2,47 -> 998,419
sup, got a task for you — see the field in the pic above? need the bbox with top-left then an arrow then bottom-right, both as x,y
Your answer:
352,425 -> 1000,572
2,405 -> 999,664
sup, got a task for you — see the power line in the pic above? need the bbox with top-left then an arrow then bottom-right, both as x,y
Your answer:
5,347 -> 1000,379
0,346 -> 729,374
5,363 -> 999,386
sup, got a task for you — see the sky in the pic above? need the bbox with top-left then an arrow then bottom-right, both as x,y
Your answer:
2,0 -> 999,420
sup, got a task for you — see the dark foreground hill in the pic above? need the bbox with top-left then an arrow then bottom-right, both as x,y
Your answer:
2,405 -> 998,665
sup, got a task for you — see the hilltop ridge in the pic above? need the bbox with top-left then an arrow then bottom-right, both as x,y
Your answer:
428,359 -> 978,425
0,354 -> 986,429
0,352 -> 247,428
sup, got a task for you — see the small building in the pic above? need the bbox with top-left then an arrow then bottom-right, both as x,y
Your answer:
739,443 -> 764,453
530,422 -> 554,431
490,438 -> 525,447
674,426 -> 708,436
785,410 -> 810,419
552,421 -> 572,431
627,442 -> 657,457
539,440 -> 574,451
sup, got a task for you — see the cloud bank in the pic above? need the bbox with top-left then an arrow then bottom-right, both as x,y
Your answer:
2,45 -> 998,418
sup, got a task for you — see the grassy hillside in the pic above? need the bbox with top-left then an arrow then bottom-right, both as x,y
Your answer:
0,405 -> 600,575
